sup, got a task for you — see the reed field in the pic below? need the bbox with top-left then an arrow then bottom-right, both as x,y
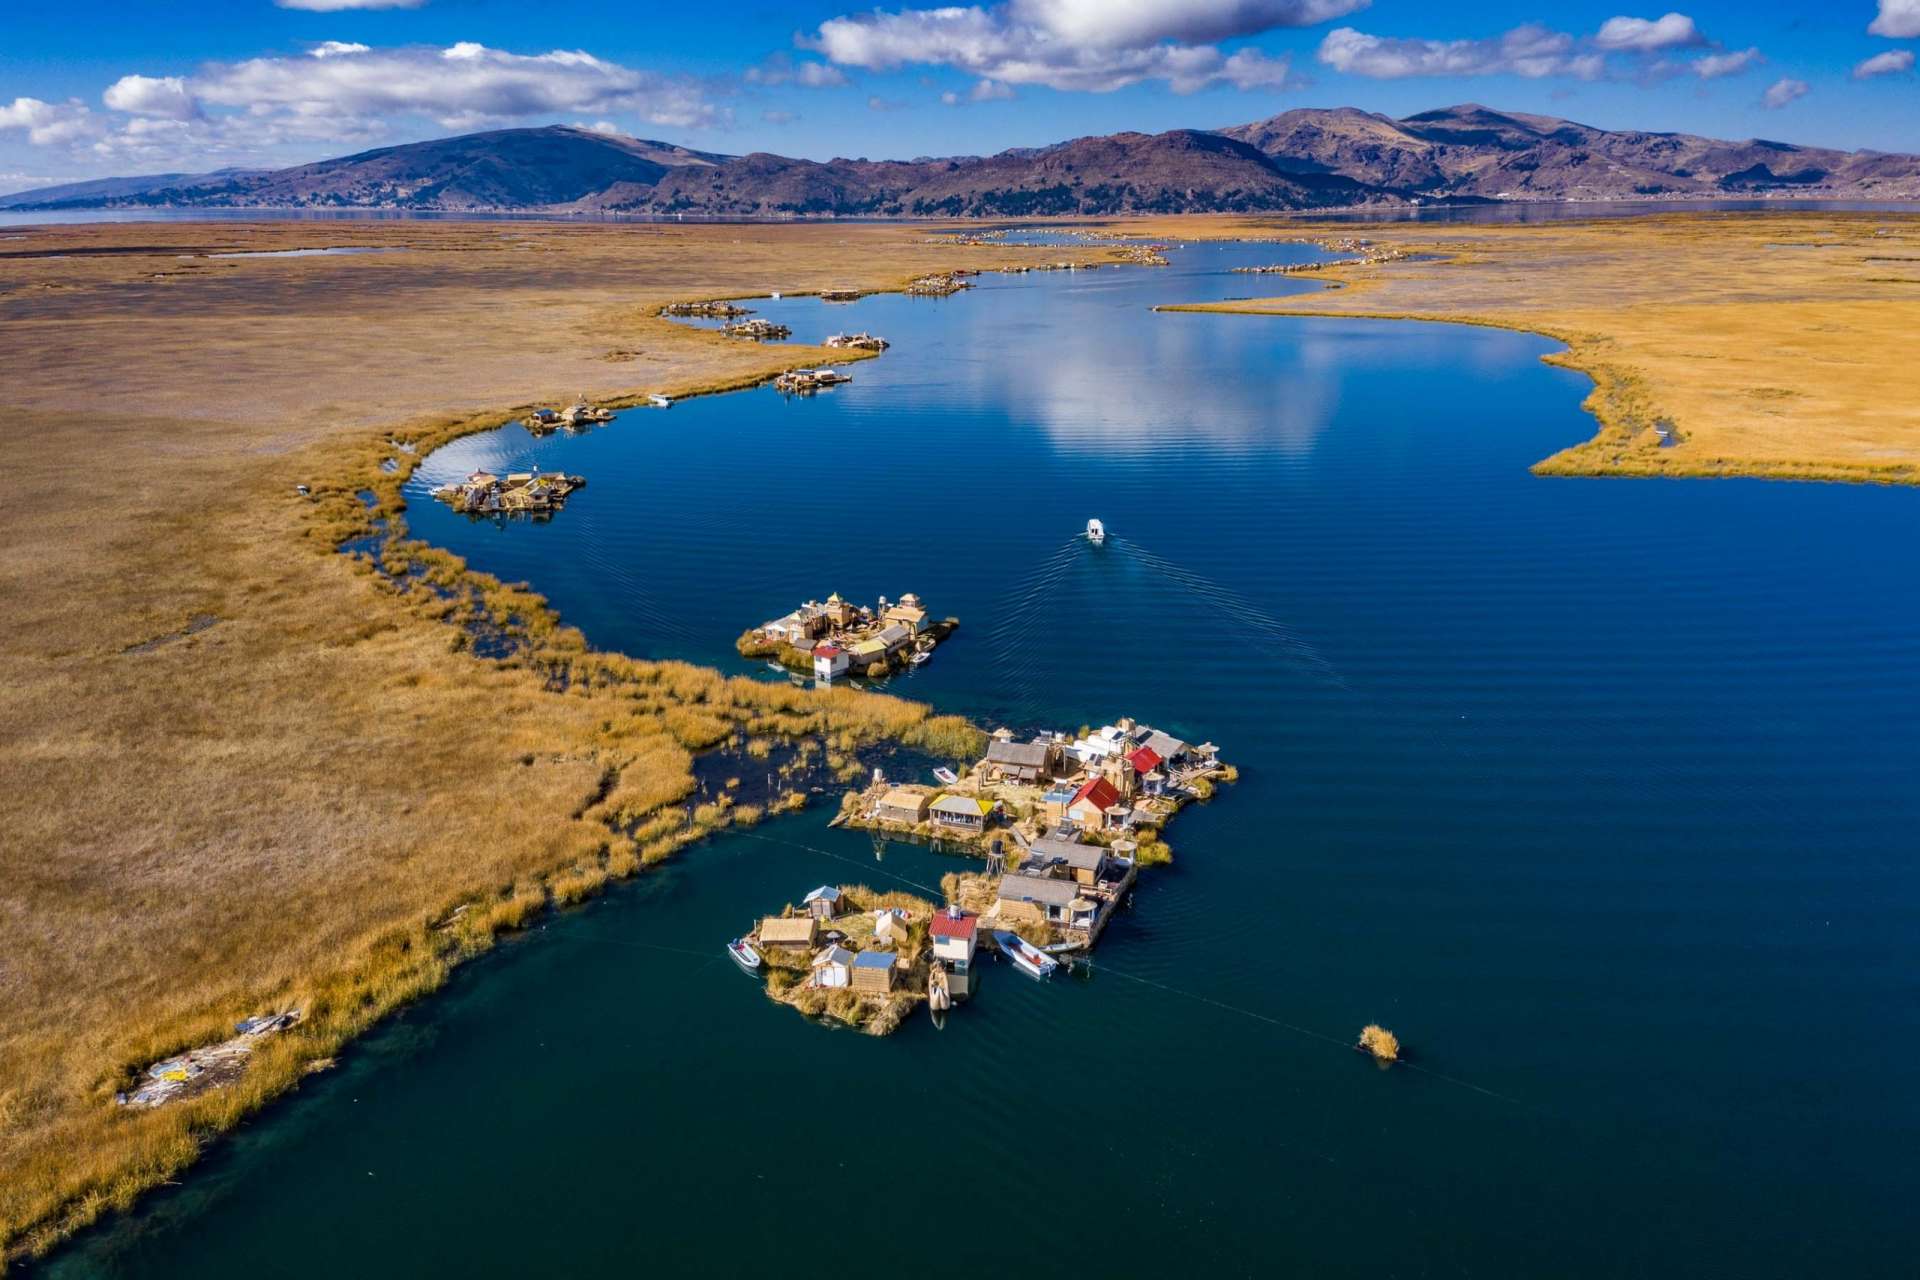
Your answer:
3,208 -> 1913,1264
0,219 -> 1052,1265
1154,211 -> 1920,485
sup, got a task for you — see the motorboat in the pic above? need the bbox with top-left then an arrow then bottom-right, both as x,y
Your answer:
993,930 -> 1059,980
648,394 -> 672,408
727,939 -> 763,970
1085,518 -> 1106,545
932,767 -> 959,785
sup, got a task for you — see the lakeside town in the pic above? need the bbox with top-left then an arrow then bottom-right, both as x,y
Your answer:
732,715 -> 1235,1034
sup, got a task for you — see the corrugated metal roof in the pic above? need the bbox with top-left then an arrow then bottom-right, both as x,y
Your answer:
996,874 -> 1078,906
851,950 -> 895,968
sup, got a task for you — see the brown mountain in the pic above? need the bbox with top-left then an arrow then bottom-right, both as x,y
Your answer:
1221,103 -> 1920,201
7,105 -> 1916,216
596,129 -> 1374,217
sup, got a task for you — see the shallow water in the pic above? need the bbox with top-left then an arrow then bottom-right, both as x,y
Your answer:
42,239 -> 1920,1278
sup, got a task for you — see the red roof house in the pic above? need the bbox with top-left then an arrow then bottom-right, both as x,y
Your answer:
1126,745 -> 1163,774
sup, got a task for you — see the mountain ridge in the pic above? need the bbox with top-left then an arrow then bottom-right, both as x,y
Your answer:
6,106 -> 1917,216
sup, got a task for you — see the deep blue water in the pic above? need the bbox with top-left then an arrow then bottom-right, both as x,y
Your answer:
42,239 -> 1920,1278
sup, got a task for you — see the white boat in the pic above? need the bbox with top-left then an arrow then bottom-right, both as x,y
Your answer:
993,930 -> 1059,980
728,939 -> 762,970
909,651 -> 932,666
648,394 -> 672,408
932,767 -> 959,785
1085,518 -> 1106,545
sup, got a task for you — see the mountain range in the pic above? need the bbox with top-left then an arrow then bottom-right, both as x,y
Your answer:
5,104 -> 1917,216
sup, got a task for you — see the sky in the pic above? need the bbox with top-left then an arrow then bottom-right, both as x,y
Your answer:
1,0 -> 1916,193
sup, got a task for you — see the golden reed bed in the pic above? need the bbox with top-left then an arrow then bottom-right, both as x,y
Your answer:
2,208 -> 1915,1263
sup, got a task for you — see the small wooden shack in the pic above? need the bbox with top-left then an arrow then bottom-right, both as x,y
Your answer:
802,885 -> 843,921
851,949 -> 896,995
875,788 -> 930,825
759,916 -> 817,951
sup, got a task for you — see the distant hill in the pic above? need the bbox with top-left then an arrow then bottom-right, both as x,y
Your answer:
0,168 -> 266,209
1220,103 -> 1920,201
7,105 -> 1917,216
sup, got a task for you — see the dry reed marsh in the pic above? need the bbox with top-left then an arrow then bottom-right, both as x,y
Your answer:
1146,211 -> 1920,486
0,219 -> 1067,1265
4,208 -> 1911,1265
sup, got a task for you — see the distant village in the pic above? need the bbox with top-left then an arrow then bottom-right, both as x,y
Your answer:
737,591 -> 955,680
431,468 -> 585,516
735,716 -> 1234,1034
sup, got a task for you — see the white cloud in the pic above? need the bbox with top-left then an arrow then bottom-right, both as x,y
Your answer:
803,0 -> 1331,92
1316,24 -> 1601,79
744,53 -> 849,87
1009,0 -> 1371,47
102,75 -> 202,121
1854,48 -> 1915,77
572,119 -> 624,135
183,42 -> 720,134
1869,0 -> 1920,38
761,108 -> 797,124
1762,76 -> 1807,108
1594,13 -> 1703,52
0,97 -> 99,146
971,77 -> 1016,100
275,0 -> 426,10
310,41 -> 372,59
1693,46 -> 1760,78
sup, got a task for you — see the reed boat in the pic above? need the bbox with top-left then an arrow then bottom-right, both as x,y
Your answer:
993,930 -> 1058,980
928,961 -> 952,1013
728,939 -> 763,970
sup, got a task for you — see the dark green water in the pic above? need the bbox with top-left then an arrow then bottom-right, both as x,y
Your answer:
45,238 -> 1920,1277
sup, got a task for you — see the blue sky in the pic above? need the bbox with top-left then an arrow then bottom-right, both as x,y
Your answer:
1,0 -> 1916,192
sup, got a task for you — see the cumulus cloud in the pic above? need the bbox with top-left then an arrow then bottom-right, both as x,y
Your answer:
1854,48 -> 1915,77
1593,12 -> 1703,51
0,97 -> 99,146
1009,0 -> 1371,47
310,41 -> 372,58
1762,76 -> 1808,107
181,42 -> 720,134
1869,0 -> 1920,38
1692,46 -> 1760,78
803,0 -> 1336,92
942,77 -> 1019,105
1317,24 -> 1602,79
102,74 -> 202,121
275,0 -> 426,10
744,52 -> 849,87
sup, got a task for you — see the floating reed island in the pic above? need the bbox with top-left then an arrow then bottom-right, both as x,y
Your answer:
818,288 -> 863,302
432,468 -> 586,516
1233,238 -> 1410,275
738,591 -> 955,678
740,884 -> 941,1035
521,399 -> 614,434
824,331 -> 889,351
845,718 -> 1235,954
724,318 -> 791,341
906,271 -> 973,296
772,367 -> 853,395
1116,243 -> 1171,266
660,299 -> 752,318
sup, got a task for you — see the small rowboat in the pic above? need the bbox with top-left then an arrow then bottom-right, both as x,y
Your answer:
728,939 -> 762,970
993,930 -> 1058,980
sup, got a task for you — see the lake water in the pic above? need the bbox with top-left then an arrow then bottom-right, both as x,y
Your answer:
42,239 -> 1920,1277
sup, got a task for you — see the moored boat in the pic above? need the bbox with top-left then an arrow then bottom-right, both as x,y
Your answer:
993,930 -> 1058,980
648,394 -> 672,408
728,939 -> 762,970
932,766 -> 959,785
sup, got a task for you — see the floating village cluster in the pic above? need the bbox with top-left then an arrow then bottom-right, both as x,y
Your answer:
520,399 -> 613,434
1233,237 -> 1410,274
734,717 -> 1234,1033
737,591 -> 954,679
431,467 -> 586,515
